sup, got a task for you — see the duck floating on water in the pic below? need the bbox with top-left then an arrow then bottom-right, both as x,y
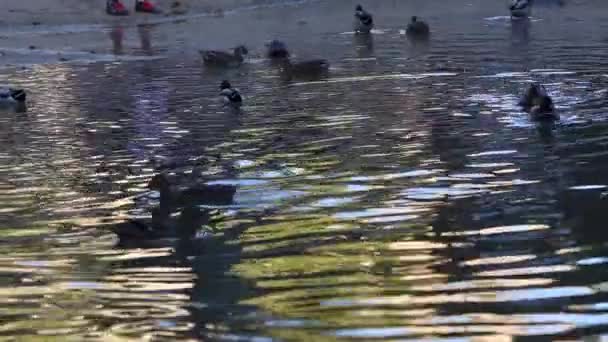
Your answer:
266,40 -> 290,59
200,45 -> 248,67
0,87 -> 26,112
280,59 -> 330,81
219,80 -> 243,106
510,0 -> 531,18
518,83 -> 559,121
148,172 -> 237,208
354,5 -> 374,34
406,16 -> 430,38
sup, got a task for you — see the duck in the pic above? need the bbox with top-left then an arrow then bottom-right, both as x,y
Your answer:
148,172 -> 237,208
280,59 -> 330,81
354,5 -> 374,34
266,40 -> 290,59
510,0 -> 531,18
170,1 -> 188,15
200,45 -> 248,67
518,84 -> 559,121
530,95 -> 558,121
406,16 -> 430,37
0,87 -> 26,112
219,80 -> 243,106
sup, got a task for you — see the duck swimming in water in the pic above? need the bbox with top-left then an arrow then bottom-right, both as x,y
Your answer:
0,87 -> 26,112
266,40 -> 290,59
518,84 -> 559,121
406,16 -> 430,38
200,45 -> 248,67
148,172 -> 237,208
354,5 -> 374,34
510,0 -> 531,18
280,59 -> 330,81
219,80 -> 243,106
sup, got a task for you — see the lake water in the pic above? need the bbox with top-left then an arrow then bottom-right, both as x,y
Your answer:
2,0 -> 608,341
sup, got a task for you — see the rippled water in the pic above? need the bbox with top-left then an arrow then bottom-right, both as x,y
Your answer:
3,0 -> 608,340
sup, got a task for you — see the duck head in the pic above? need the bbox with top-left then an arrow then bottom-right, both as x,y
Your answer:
233,45 -> 248,57
356,5 -> 363,11
10,89 -> 26,102
266,40 -> 290,58
520,84 -> 548,108
534,95 -> 554,113
411,16 -> 418,23
220,80 -> 232,90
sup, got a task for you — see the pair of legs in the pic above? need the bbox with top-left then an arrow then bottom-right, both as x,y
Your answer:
107,0 -> 160,16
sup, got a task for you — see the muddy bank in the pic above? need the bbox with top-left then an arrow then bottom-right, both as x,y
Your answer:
1,0 -> 274,27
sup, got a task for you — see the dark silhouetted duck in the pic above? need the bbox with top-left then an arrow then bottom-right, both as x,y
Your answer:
518,84 -> 558,121
354,5 -> 374,34
266,40 -> 290,59
170,1 -> 188,15
281,59 -> 330,81
148,172 -> 237,208
219,80 -> 243,106
406,16 -> 430,38
0,87 -> 26,112
200,45 -> 248,67
510,0 -> 531,18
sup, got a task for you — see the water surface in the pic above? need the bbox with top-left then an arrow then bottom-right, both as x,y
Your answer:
2,0 -> 608,341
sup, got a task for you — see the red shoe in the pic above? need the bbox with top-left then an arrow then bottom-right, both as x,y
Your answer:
135,0 -> 162,14
106,0 -> 129,16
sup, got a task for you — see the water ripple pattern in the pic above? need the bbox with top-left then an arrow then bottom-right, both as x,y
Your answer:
2,0 -> 608,341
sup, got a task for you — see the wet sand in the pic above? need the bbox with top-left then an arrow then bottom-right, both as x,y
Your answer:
0,0 -> 283,68
2,0 -> 239,26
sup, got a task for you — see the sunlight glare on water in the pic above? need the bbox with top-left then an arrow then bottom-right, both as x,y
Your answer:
2,0 -> 608,341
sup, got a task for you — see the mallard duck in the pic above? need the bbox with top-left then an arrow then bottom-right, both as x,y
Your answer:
219,80 -> 243,106
200,45 -> 248,67
518,84 -> 558,121
354,5 -> 374,34
0,87 -> 26,112
530,95 -> 558,121
510,0 -> 531,18
406,16 -> 430,37
148,172 -> 237,208
266,40 -> 290,59
518,83 -> 547,109
281,59 -> 330,81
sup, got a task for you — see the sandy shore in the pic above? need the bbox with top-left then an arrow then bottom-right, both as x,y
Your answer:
0,0 -> 301,68
2,0 -> 257,26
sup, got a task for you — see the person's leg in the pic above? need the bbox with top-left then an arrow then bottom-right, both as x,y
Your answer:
106,0 -> 129,15
135,0 -> 162,14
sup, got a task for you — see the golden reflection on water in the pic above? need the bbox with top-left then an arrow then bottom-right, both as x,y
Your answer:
5,1 -> 608,341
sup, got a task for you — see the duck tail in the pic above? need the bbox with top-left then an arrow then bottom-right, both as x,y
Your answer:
10,89 -> 26,102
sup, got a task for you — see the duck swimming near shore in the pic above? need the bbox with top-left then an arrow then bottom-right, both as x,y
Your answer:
219,80 -> 243,106
406,16 -> 430,38
200,45 -> 248,67
266,40 -> 290,59
518,84 -> 559,121
149,172 -> 237,208
354,5 -> 374,34
0,87 -> 26,112
510,0 -> 531,18
280,59 -> 330,81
